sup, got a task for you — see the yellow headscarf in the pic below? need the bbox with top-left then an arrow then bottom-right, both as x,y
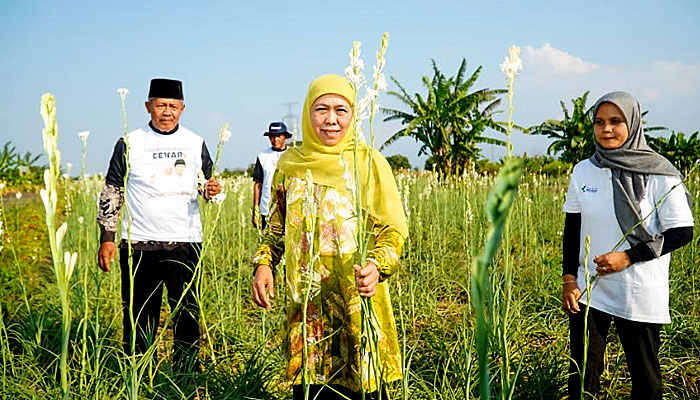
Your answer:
277,74 -> 409,238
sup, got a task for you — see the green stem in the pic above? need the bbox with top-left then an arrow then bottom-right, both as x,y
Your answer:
580,236 -> 592,399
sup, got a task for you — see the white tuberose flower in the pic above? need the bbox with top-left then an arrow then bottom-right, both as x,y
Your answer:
500,45 -> 522,81
212,192 -> 227,204
375,73 -> 388,91
220,128 -> 232,142
344,41 -> 366,88
116,88 -> 130,96
78,130 -> 90,141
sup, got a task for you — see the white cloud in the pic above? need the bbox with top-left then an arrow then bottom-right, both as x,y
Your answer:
512,52 -> 700,144
584,61 -> 700,104
523,43 -> 601,74
647,61 -> 700,96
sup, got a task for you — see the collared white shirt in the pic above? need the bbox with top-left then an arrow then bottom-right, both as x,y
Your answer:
563,159 -> 693,323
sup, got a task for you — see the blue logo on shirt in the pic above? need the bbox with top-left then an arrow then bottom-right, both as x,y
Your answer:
581,185 -> 598,193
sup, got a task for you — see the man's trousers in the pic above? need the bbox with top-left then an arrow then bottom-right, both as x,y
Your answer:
120,243 -> 201,373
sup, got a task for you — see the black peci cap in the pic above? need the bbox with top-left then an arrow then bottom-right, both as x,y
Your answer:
148,78 -> 184,100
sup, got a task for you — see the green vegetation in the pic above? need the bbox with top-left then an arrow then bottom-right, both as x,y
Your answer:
475,155 -> 571,177
647,131 -> 700,173
2,168 -> 699,399
0,141 -> 45,187
526,92 -> 595,165
381,59 -> 506,176
386,154 -> 412,171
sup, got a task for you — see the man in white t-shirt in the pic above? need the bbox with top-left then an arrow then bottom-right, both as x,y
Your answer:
96,78 -> 220,376
251,121 -> 291,230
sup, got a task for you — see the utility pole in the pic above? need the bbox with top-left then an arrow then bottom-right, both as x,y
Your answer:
282,101 -> 299,147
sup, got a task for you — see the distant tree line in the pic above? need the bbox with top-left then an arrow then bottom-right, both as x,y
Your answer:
0,142 -> 45,186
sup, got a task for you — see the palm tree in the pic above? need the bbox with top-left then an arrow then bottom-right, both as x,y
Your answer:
526,92 -> 594,164
647,131 -> 700,173
528,92 -> 666,164
381,59 -> 506,175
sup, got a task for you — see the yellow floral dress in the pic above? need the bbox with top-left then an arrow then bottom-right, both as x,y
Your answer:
252,172 -> 404,392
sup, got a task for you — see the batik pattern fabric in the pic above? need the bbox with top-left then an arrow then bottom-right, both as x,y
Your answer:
97,183 -> 125,243
253,172 -> 403,392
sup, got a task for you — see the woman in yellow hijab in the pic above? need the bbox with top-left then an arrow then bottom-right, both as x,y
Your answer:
252,74 -> 408,399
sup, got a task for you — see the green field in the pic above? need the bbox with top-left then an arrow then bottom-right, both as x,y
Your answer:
1,170 -> 699,399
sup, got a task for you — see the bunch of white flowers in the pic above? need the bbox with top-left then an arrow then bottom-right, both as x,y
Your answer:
211,122 -> 231,177
344,33 -> 390,145
344,41 -> 366,89
39,93 -> 77,397
220,126 -> 232,142
500,45 -> 522,82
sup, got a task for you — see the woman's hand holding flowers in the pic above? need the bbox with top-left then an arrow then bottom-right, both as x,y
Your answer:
354,261 -> 379,297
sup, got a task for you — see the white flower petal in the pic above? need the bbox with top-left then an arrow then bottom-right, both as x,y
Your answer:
56,222 -> 68,252
63,251 -> 78,281
43,169 -> 51,189
40,189 -> 49,211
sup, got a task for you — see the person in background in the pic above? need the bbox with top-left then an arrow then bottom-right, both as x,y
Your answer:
561,91 -> 694,399
97,78 -> 220,377
252,121 -> 291,230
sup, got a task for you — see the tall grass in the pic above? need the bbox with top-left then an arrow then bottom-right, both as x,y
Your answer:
2,166 -> 700,398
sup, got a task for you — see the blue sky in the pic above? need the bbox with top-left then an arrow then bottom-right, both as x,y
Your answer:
1,0 -> 699,173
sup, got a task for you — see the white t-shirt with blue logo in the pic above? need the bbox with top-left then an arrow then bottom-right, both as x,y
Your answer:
563,159 -> 694,324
